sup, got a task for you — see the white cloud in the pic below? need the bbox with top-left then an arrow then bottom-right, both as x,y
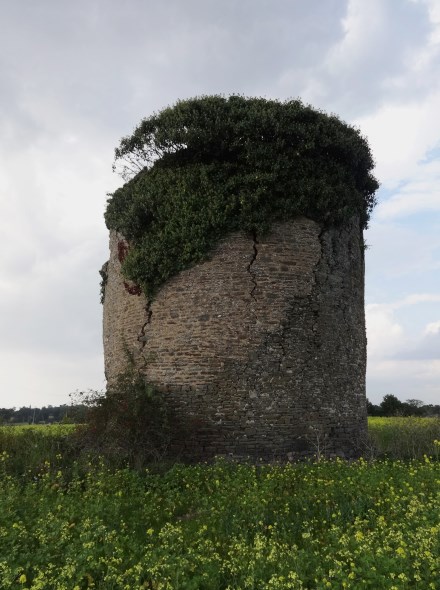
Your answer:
366,295 -> 440,356
374,158 -> 440,219
367,358 -> 440,404
425,320 -> 440,334
366,295 -> 440,403
355,94 -> 440,188
413,0 -> 440,45
298,0 -> 433,118
350,0 -> 440,190
366,303 -> 405,359
326,0 -> 386,73
394,316 -> 440,361
388,293 -> 440,309
365,221 -> 440,298
382,1 -> 440,94
1,350 -> 105,409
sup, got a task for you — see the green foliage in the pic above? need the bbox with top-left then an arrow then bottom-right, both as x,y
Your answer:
73,371 -> 173,468
380,394 -> 404,417
367,394 -> 440,417
105,95 -> 379,298
0,424 -> 76,476
0,405 -> 86,425
99,261 -> 108,304
1,455 -> 439,588
368,417 -> 440,460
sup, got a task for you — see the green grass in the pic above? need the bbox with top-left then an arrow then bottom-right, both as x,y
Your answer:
0,420 -> 439,588
368,417 -> 440,460
0,424 -> 77,476
1,416 -> 439,473
0,456 -> 438,589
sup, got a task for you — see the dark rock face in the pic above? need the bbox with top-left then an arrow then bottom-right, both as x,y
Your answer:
102,215 -> 367,460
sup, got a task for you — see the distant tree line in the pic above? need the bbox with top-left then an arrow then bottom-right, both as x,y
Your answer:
0,394 -> 438,424
367,394 -> 440,417
0,404 -> 87,425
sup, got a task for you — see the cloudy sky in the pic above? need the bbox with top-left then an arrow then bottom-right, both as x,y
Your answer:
1,0 -> 439,408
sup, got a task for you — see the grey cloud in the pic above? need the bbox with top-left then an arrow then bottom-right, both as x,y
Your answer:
0,0 -> 347,141
296,0 -> 434,119
0,238 -> 106,356
1,0 -> 436,143
393,330 -> 440,361
367,372 -> 440,405
364,217 -> 440,290
1,0 -> 439,406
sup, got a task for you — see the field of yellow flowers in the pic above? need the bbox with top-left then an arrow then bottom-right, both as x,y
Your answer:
0,422 -> 439,589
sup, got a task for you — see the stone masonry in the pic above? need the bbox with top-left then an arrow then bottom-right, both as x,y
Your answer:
102,215 -> 367,460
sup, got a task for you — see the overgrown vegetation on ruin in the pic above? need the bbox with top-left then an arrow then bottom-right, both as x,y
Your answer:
105,95 -> 379,298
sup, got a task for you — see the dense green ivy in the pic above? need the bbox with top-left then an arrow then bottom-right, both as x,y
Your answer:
105,95 -> 378,298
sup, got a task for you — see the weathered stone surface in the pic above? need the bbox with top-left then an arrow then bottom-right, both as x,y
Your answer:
102,215 -> 367,460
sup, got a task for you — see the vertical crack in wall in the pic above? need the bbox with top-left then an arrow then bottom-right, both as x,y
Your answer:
138,299 -> 153,349
247,232 -> 259,301
310,225 -> 326,355
278,337 -> 286,372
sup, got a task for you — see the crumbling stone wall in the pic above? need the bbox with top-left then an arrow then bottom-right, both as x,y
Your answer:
102,215 -> 367,460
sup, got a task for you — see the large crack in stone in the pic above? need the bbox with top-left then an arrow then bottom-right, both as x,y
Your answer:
138,299 -> 153,348
247,232 -> 259,301
277,338 -> 286,372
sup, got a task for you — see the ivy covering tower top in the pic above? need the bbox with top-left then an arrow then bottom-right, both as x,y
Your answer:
105,95 -> 379,298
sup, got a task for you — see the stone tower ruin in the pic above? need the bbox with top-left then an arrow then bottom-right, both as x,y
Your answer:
102,96 -> 377,460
